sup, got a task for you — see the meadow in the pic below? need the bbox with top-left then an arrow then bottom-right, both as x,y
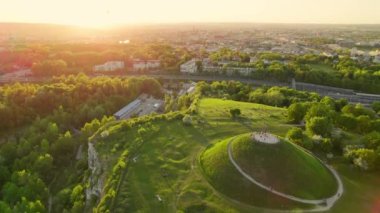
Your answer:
93,98 -> 380,212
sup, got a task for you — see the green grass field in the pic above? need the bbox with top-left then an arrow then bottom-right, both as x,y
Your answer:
329,159 -> 380,213
200,136 -> 310,210
92,98 -> 380,212
231,134 -> 337,199
309,63 -> 337,73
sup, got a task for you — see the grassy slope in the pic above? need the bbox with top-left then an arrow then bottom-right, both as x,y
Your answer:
96,98 -> 380,212
101,120 -> 238,213
232,134 -> 337,199
96,98 -> 294,212
329,159 -> 380,213
200,137 -> 309,210
197,98 -> 291,138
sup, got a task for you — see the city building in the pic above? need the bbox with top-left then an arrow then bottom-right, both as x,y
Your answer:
374,55 -> 380,64
180,59 -> 199,74
132,60 -> 160,71
93,61 -> 125,72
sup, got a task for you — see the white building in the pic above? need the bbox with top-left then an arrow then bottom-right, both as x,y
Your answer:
180,59 -> 199,74
132,60 -> 160,71
374,55 -> 380,64
93,61 -> 124,72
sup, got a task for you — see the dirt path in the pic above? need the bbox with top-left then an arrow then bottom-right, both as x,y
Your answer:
227,137 -> 343,212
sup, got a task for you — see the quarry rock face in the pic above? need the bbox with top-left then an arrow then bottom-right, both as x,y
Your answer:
86,142 -> 103,203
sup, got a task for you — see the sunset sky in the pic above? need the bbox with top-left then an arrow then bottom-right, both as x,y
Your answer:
1,0 -> 380,27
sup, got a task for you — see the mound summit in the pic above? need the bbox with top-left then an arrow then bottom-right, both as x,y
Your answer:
200,133 -> 339,210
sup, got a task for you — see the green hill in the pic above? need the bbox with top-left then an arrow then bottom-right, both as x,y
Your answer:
200,133 -> 338,209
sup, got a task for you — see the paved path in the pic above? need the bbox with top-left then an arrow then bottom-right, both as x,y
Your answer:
227,137 -> 344,211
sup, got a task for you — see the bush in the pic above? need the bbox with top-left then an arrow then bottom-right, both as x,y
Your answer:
286,127 -> 304,143
305,103 -> 333,122
336,114 -> 357,131
306,116 -> 333,137
229,108 -> 241,118
182,115 -> 192,125
344,148 -> 378,171
287,103 -> 307,123
286,128 -> 313,150
320,138 -> 333,153
364,131 -> 380,149
371,101 -> 380,113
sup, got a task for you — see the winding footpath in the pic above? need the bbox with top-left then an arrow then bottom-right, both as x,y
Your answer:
227,137 -> 344,212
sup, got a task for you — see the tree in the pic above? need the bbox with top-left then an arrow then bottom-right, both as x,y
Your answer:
0,201 -> 11,213
182,115 -> 192,125
13,197 -> 45,213
286,127 -> 313,150
287,103 -> 307,123
32,59 -> 68,76
0,165 -> 11,187
342,104 -> 376,118
335,98 -> 348,112
286,127 -> 304,143
336,114 -> 357,131
320,138 -> 333,153
364,131 -> 380,149
263,90 -> 285,106
33,154 -> 53,182
305,103 -> 333,122
229,108 -> 241,118
345,148 -> 378,171
306,116 -> 333,137
372,101 -> 380,113
321,96 -> 336,110
70,184 -> 85,213
356,115 -> 372,133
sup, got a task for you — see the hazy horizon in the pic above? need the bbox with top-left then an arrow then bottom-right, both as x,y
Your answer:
1,0 -> 380,27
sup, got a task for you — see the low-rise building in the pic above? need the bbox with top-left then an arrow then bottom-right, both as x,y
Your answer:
132,60 -> 160,71
180,59 -> 199,74
114,99 -> 142,120
93,61 -> 125,72
374,55 -> 380,64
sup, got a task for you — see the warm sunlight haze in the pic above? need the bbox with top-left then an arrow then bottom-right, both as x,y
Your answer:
1,1 -> 380,213
1,0 -> 380,27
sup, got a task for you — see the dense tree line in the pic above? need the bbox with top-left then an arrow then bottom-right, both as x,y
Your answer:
287,97 -> 380,171
196,81 -> 320,107
1,42 -> 192,75
204,50 -> 380,94
0,74 -> 163,131
0,75 -> 163,211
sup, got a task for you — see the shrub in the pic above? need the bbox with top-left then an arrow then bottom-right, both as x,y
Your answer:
320,138 -> 333,153
364,131 -> 380,149
229,108 -> 241,118
182,115 -> 192,125
287,103 -> 307,123
344,148 -> 378,171
286,127 -> 304,143
306,116 -> 333,137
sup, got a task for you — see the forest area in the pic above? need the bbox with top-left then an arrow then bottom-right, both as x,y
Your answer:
0,75 -> 163,212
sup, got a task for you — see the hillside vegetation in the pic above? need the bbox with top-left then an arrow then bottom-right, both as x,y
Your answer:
231,134 -> 337,199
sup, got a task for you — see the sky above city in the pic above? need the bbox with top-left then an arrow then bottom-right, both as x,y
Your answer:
1,0 -> 380,27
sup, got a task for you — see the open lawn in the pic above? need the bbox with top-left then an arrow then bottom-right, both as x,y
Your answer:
329,159 -> 380,213
309,63 -> 337,73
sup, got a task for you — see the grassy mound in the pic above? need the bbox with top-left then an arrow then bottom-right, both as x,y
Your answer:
200,133 -> 338,209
